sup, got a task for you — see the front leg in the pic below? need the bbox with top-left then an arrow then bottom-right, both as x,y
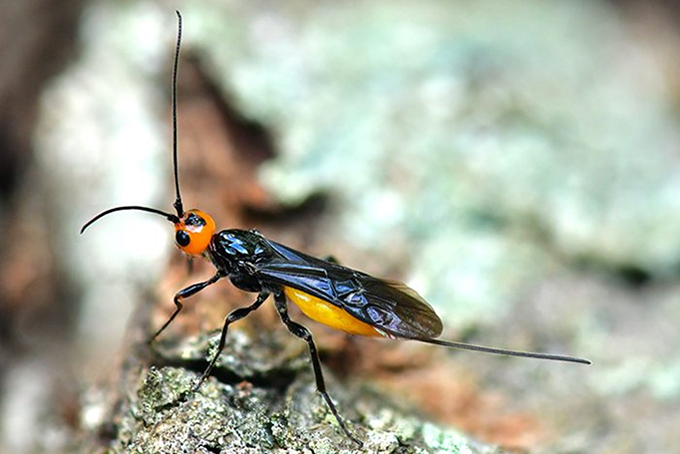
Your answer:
273,291 -> 362,447
194,292 -> 269,391
151,271 -> 223,342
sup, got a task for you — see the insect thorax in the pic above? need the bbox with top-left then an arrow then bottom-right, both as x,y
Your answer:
208,229 -> 270,292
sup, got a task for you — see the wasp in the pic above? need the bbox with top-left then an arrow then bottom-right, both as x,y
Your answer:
81,11 -> 591,446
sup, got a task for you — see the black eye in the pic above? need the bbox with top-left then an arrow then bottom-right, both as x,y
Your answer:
176,230 -> 190,247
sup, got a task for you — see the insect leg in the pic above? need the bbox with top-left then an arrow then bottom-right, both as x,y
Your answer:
151,271 -> 223,342
273,291 -> 362,446
194,292 -> 269,391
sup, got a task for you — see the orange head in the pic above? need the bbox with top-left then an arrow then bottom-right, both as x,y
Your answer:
173,209 -> 216,256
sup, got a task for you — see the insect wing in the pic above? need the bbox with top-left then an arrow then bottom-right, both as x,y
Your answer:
257,240 -> 444,339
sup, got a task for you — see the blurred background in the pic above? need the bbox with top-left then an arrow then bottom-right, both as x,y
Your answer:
2,0 -> 680,452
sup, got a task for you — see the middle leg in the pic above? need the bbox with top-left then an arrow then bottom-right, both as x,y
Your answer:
194,292 -> 269,391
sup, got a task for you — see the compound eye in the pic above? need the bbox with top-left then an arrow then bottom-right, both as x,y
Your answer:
175,230 -> 190,247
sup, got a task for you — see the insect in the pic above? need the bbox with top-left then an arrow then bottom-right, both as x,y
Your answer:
81,11 -> 591,447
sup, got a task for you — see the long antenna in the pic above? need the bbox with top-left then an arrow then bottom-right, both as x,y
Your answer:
81,206 -> 179,234
172,10 -> 184,218
80,13 -> 187,235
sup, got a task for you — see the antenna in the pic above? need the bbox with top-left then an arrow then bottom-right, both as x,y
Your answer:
80,12 -> 187,233
172,10 -> 184,218
80,206 -> 178,234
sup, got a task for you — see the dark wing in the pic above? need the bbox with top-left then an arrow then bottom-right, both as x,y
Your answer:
256,239 -> 443,339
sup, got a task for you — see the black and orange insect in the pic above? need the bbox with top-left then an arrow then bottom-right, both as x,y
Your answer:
81,12 -> 590,446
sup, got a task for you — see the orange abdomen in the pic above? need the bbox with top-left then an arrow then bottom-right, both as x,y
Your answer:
284,287 -> 382,337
